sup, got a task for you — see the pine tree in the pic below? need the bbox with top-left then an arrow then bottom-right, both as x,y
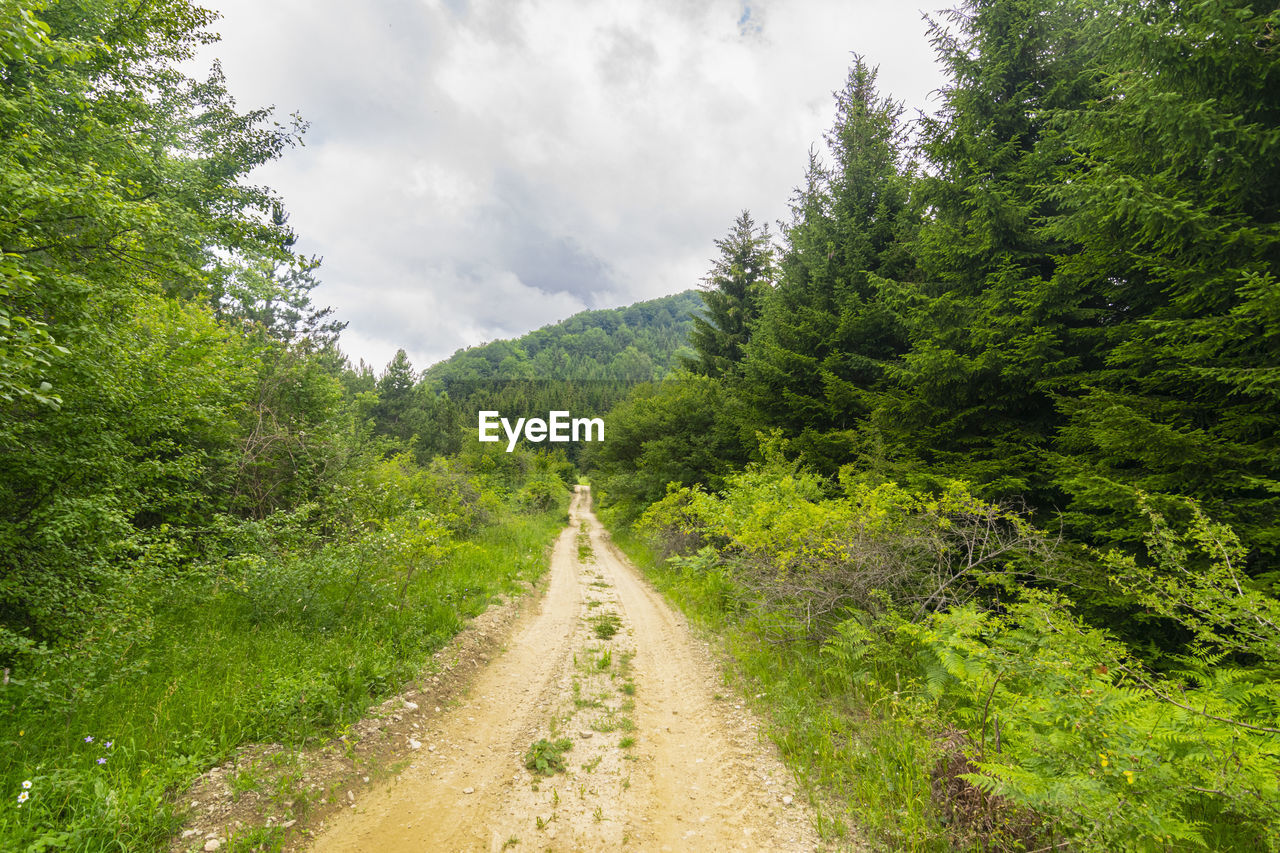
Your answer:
884,0 -> 1097,501
372,349 -> 424,445
739,58 -> 918,473
1045,0 -> 1280,560
684,211 -> 775,378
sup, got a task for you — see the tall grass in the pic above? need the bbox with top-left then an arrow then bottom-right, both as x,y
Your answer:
0,506 -> 565,852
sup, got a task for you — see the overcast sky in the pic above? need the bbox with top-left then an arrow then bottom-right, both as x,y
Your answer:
195,0 -> 948,373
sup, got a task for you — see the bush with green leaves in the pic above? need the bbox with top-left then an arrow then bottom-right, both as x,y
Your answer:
824,497 -> 1280,851
524,738 -> 573,776
640,453 -> 1055,638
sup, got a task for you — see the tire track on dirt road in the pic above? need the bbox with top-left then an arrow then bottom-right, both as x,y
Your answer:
308,486 -> 819,852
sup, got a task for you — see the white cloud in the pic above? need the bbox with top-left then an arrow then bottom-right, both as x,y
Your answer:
196,0 -> 946,371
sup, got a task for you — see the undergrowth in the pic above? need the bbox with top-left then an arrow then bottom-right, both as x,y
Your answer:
0,477 -> 567,852
608,477 -> 1280,853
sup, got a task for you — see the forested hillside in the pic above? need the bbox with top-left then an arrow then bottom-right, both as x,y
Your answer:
352,291 -> 700,463
423,290 -> 700,387
589,1 -> 1280,850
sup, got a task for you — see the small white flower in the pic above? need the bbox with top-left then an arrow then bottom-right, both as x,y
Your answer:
17,791 -> 28,803
21,781 -> 31,790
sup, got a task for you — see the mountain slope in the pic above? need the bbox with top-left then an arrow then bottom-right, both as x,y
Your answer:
423,290 -> 701,389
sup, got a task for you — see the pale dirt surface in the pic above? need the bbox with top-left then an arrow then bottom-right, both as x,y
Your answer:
306,486 -> 822,852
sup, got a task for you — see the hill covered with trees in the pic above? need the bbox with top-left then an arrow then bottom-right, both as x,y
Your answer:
354,291 -> 702,462
422,290 -> 701,387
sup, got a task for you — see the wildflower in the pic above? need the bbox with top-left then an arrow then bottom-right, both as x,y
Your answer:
17,791 -> 28,804
1099,752 -> 1109,768
1123,770 -> 1134,784
84,735 -> 93,743
97,757 -> 107,765
21,781 -> 31,790
104,741 -> 113,749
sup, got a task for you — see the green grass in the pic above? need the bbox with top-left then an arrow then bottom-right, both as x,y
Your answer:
0,505 -> 565,852
589,612 -> 622,640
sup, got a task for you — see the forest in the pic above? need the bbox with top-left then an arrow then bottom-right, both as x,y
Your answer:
0,0 -> 1276,850
586,1 -> 1280,850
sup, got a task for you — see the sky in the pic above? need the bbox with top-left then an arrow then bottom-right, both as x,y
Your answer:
194,0 -> 949,373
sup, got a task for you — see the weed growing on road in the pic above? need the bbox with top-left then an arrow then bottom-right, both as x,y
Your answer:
590,612 -> 622,639
597,648 -> 612,670
618,736 -> 635,749
591,710 -> 635,734
524,738 -> 573,776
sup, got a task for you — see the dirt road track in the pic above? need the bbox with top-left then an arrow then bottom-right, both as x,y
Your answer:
308,486 -> 820,852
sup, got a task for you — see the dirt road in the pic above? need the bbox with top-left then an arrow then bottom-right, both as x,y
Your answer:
308,486 -> 820,852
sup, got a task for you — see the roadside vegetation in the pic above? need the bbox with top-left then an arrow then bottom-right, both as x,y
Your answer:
1,451 -> 570,851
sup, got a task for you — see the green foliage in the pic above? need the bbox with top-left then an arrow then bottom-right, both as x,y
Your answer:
518,467 -> 571,513
0,0 -> 338,646
585,373 -> 749,522
640,451 -> 1054,636
683,210 -> 775,378
0,455 -> 565,850
524,738 -> 573,776
1043,0 -> 1280,556
901,576 -> 1279,850
589,612 -> 621,640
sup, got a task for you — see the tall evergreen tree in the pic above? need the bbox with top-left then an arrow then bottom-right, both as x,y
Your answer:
740,58 -> 918,473
1045,0 -> 1280,560
684,211 -> 775,378
884,0 -> 1097,500
372,349 -> 424,446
